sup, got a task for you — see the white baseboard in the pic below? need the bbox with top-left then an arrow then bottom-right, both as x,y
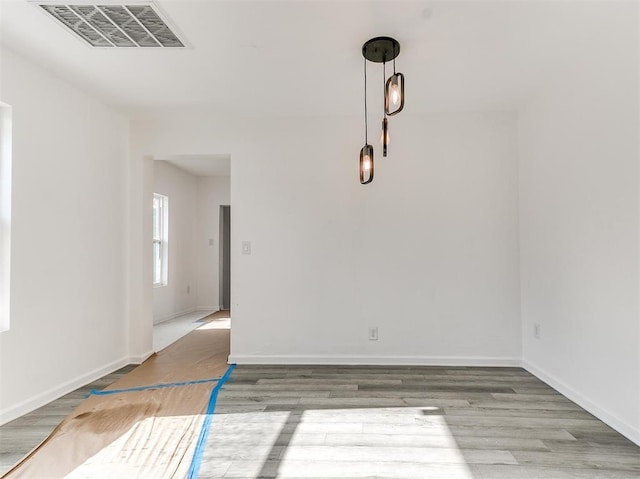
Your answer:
153,308 -> 219,325
128,350 -> 155,364
196,307 -> 219,313
153,307 -> 197,325
523,359 -> 640,447
227,354 -> 522,367
0,357 -> 129,426
0,351 -> 158,426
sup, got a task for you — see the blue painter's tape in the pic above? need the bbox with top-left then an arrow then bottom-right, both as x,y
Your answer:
187,363 -> 236,479
89,377 -> 222,396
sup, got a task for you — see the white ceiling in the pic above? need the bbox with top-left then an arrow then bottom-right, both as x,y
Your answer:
0,0 -> 617,116
158,154 -> 230,176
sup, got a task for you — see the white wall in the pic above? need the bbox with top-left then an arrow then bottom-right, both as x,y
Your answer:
132,110 -> 521,365
0,48 -> 129,424
196,176 -> 230,310
0,102 -> 12,333
152,161 -> 198,323
518,2 -> 640,444
233,113 -> 521,364
125,154 -> 154,362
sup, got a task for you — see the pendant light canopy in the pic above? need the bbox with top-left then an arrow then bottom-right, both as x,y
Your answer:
359,36 -> 405,184
362,36 -> 400,64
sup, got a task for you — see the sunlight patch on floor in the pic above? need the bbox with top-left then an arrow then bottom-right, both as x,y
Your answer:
204,407 -> 480,478
198,317 -> 231,330
152,310 -> 217,351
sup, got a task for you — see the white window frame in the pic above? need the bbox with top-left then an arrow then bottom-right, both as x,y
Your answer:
0,103 -> 11,332
153,193 -> 168,287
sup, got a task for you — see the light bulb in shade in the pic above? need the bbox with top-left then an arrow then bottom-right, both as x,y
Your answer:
380,128 -> 390,145
381,117 -> 389,157
363,155 -> 371,171
359,144 -> 374,184
390,84 -> 400,106
385,72 -> 405,116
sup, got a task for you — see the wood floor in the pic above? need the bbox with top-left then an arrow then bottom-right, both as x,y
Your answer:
202,365 -> 640,479
2,364 -> 639,478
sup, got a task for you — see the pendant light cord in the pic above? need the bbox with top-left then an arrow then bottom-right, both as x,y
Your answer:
364,56 -> 368,144
393,56 -> 396,75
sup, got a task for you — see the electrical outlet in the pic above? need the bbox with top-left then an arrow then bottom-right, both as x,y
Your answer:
534,323 -> 540,339
368,327 -> 378,341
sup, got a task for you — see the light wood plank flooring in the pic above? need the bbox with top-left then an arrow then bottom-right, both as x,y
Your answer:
2,365 -> 639,478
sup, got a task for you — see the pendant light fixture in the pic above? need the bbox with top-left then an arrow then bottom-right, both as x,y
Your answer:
386,58 -> 405,116
360,36 -> 405,184
359,54 -> 374,184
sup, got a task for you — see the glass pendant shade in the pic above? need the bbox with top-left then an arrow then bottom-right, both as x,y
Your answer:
359,144 -> 374,184
381,117 -> 389,157
385,72 -> 405,116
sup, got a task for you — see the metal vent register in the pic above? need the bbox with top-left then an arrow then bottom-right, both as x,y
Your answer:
39,3 -> 185,47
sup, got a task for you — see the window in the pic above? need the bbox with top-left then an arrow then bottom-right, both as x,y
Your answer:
153,193 -> 168,287
0,103 -> 12,332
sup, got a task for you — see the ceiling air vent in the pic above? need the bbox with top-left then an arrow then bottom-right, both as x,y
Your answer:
38,3 -> 185,48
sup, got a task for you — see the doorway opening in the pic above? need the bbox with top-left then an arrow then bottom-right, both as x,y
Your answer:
147,154 -> 231,351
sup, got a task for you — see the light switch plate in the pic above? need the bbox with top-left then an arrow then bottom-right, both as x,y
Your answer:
368,327 -> 378,341
242,241 -> 252,255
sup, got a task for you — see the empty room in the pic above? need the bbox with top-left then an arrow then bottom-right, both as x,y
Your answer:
0,1 -> 639,478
